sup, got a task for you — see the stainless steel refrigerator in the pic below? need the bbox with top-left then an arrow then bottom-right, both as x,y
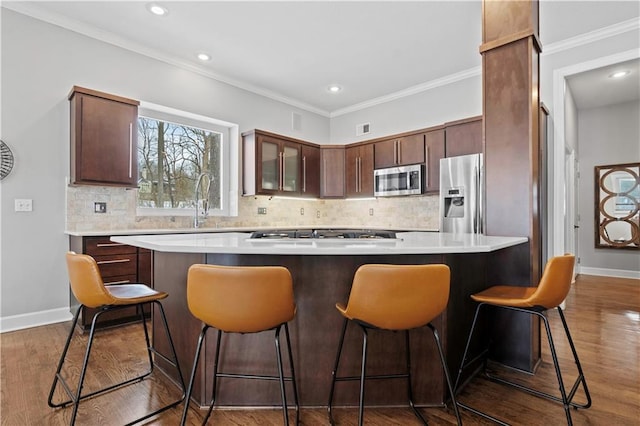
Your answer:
439,153 -> 484,234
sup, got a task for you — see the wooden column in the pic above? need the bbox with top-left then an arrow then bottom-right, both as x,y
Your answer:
482,0 -> 542,371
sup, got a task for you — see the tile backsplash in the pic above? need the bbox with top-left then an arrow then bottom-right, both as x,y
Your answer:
66,186 -> 440,232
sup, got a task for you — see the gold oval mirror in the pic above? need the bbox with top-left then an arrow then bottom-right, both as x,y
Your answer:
595,162 -> 639,250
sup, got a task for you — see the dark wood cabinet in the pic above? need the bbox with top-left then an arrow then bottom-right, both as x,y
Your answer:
444,116 -> 483,158
424,128 -> 445,193
69,236 -> 152,331
300,144 -> 320,197
320,147 -> 345,198
243,130 -> 317,197
374,132 -> 425,169
69,86 -> 139,187
345,143 -> 374,197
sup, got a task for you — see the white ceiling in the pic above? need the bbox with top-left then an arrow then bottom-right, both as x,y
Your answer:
3,1 -> 639,115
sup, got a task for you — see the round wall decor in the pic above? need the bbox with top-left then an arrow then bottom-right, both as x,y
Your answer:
1,140 -> 15,180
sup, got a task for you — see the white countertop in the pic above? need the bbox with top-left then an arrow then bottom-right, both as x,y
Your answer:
111,232 -> 527,255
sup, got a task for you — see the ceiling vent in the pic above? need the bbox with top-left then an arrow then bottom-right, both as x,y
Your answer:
356,122 -> 371,136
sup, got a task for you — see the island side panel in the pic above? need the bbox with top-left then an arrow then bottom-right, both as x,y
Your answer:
204,253 -> 447,408
152,251 -> 208,405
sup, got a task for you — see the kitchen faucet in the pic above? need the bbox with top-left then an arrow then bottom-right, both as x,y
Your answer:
194,172 -> 212,228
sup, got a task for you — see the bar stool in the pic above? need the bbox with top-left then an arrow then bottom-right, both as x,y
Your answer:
48,252 -> 185,425
454,254 -> 592,425
327,264 -> 462,426
180,264 -> 299,426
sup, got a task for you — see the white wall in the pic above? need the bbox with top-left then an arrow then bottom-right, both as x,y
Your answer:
577,100 -> 640,275
0,9 -> 329,330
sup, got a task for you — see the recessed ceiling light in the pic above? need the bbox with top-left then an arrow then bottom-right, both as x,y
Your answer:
146,3 -> 168,16
327,85 -> 342,93
197,53 -> 211,62
609,70 -> 630,79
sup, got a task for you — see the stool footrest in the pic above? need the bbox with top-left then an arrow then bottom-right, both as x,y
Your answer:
216,372 -> 295,382
335,373 -> 409,382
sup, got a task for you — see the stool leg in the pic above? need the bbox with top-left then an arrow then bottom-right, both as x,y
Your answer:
327,317 -> 349,425
454,302 -> 485,393
557,307 -> 592,409
201,329 -> 223,425
405,331 -> 427,425
180,325 -> 210,426
48,305 -> 82,409
284,322 -> 300,425
541,312 -> 573,425
357,325 -> 369,426
275,325 -> 290,426
138,304 -> 154,372
428,324 -> 462,426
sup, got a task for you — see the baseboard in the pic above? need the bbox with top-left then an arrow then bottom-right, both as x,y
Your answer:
0,307 -> 72,333
579,266 -> 640,280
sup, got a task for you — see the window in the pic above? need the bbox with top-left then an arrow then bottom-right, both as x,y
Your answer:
136,102 -> 238,216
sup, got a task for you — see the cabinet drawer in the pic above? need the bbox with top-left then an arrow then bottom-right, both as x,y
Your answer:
103,274 -> 138,286
85,237 -> 137,256
94,254 -> 137,277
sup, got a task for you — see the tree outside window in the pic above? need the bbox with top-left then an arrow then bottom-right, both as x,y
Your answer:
137,116 -> 222,210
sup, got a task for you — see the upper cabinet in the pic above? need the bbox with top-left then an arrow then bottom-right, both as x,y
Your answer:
345,143 -> 374,197
300,144 -> 320,197
424,128 -> 445,193
69,86 -> 139,187
320,147 -> 345,198
374,132 -> 425,169
243,130 -> 301,196
444,116 -> 483,157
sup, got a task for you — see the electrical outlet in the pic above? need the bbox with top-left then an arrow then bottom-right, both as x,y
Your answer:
258,207 -> 267,215
316,210 -> 320,218
14,199 -> 33,212
300,208 -> 304,215
369,208 -> 374,216
94,202 -> 107,213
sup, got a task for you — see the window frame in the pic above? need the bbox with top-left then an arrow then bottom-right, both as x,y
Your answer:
136,101 -> 239,217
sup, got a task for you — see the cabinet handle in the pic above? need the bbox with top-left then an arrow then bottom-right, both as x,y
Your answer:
128,123 -> 133,179
303,156 -> 306,193
425,145 -> 430,188
105,280 -> 131,285
358,157 -> 362,193
96,243 -> 126,248
397,140 -> 402,164
280,151 -> 285,191
96,258 -> 131,265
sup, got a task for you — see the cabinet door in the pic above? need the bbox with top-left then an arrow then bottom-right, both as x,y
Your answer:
321,147 -> 345,198
398,133 -> 425,165
445,118 -> 483,157
257,136 -> 280,193
72,93 -> 138,187
359,144 -> 375,197
424,129 -> 445,193
374,139 -> 397,169
346,144 -> 374,197
281,141 -> 300,193
301,145 -> 320,197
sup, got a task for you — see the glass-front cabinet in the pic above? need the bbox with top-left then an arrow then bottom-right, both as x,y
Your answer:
243,130 -> 309,196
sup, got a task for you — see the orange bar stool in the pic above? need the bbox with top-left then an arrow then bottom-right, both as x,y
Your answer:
180,264 -> 299,426
327,264 -> 462,426
454,254 -> 592,425
48,252 -> 185,425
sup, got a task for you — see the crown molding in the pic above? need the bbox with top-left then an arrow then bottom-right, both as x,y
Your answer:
542,17 -> 640,56
4,3 -> 639,118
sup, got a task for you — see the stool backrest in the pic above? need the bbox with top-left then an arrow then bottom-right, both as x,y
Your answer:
187,264 -> 295,333
343,264 -> 450,330
528,254 -> 575,309
66,251 -> 116,308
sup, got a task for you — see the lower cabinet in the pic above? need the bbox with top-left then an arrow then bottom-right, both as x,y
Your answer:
69,235 -> 152,331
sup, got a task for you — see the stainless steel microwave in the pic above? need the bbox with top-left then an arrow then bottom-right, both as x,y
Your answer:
374,164 -> 423,197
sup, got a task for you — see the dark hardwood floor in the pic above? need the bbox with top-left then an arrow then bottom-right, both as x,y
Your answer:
1,274 -> 638,425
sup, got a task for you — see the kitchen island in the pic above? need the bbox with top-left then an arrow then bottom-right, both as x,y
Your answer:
112,231 -> 529,409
